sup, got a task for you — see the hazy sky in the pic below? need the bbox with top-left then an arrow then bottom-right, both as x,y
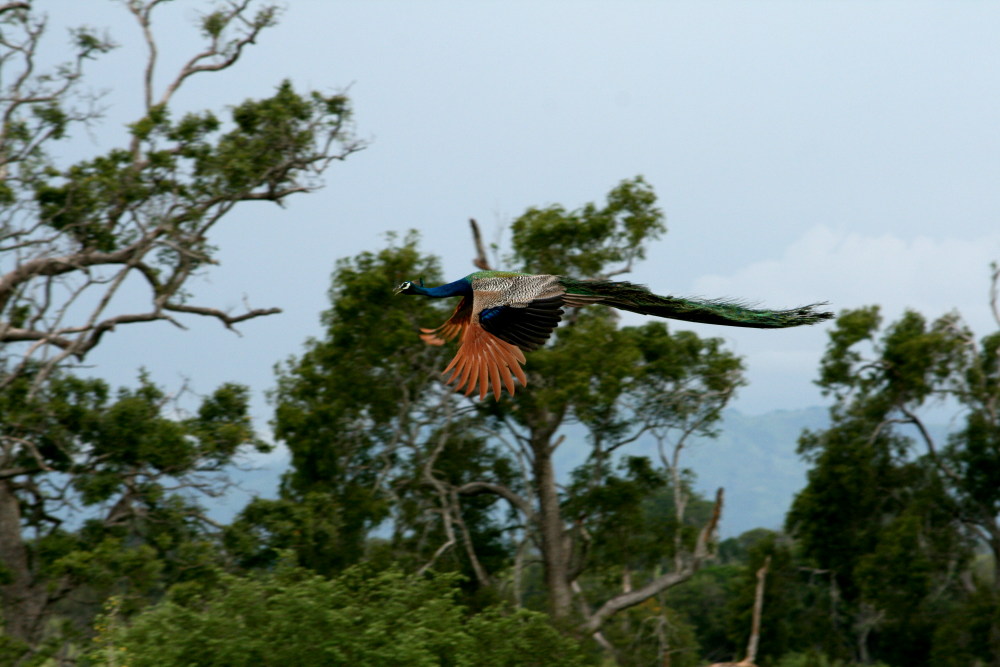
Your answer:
37,1 -> 1000,434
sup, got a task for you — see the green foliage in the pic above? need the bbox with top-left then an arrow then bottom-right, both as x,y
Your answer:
930,580 -> 1000,667
509,175 -> 665,276
772,652 -> 889,667
1,0 -> 361,659
663,563 -> 742,663
598,601 -> 702,667
566,463 -> 714,575
32,79 -> 352,255
264,179 -> 745,660
0,368 -> 263,650
261,233 -> 520,585
785,302 -> 1000,665
267,233 -> 455,571
91,565 -> 593,667
224,492 -> 345,572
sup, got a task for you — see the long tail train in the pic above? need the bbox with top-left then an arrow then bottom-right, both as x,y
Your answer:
561,279 -> 833,329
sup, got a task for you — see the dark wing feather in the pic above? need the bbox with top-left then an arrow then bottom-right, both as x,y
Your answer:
478,295 -> 565,350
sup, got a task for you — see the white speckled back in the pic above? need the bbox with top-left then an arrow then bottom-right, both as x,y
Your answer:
471,274 -> 562,310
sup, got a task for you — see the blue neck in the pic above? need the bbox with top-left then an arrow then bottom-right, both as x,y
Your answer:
413,278 -> 471,298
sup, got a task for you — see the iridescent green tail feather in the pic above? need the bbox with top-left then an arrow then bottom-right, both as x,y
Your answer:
560,278 -> 833,329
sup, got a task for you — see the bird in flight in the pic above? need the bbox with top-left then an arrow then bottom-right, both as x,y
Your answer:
395,270 -> 832,400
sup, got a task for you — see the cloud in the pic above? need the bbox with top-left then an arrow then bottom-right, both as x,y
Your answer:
686,226 -> 1000,413
694,225 -> 1000,334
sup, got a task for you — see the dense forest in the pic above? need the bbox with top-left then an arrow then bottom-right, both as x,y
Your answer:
1,3 -> 997,666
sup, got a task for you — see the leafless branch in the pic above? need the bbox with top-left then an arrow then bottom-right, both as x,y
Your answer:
0,466 -> 44,481
416,398 -> 465,576
580,487 -> 723,634
451,488 -> 491,587
163,302 -> 281,332
469,218 -> 492,271
570,579 -> 617,655
0,3 -> 30,13
899,407 -> 963,486
416,529 -> 456,576
990,261 -> 1000,328
456,480 -> 537,524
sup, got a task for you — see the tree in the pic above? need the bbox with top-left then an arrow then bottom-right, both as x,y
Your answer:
0,370 -> 264,660
0,0 -> 360,393
0,0 -> 360,657
265,179 -> 745,660
242,233 -> 515,588
785,265 -> 1000,665
465,181 -> 742,640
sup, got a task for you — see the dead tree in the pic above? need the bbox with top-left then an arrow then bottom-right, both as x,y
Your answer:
709,555 -> 770,667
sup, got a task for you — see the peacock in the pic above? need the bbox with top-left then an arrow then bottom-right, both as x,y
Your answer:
395,270 -> 832,400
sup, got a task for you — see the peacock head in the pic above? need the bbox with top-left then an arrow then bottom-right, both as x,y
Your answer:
393,278 -> 425,295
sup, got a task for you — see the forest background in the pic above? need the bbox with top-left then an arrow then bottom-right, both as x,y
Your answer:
1,1 -> 998,666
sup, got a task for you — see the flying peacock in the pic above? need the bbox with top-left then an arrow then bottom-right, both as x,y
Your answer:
395,270 -> 832,400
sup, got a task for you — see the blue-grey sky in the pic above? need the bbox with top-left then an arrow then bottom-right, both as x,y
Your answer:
40,1 -> 1000,438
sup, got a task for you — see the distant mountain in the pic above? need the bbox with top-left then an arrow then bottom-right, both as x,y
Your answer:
671,407 -> 829,537
549,407 -> 829,538
210,406 -> 948,540
650,406 -> 951,537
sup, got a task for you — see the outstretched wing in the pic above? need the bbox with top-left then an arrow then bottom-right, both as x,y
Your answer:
442,320 -> 528,400
420,277 -> 569,400
478,294 -> 565,350
418,295 -> 529,400
419,297 -> 472,345
443,293 -> 566,399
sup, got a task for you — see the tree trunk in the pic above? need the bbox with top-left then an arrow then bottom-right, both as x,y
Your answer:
0,480 -> 46,647
990,535 -> 1000,667
531,439 -> 573,620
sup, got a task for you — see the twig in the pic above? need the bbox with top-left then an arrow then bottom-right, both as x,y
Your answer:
469,218 -> 492,270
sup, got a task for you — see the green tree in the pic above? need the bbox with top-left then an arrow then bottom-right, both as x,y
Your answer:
786,267 -> 1000,665
477,180 -> 742,638
265,179 -> 745,662
0,2 -> 359,393
0,0 -> 359,657
0,370 -> 264,660
243,233 -> 515,591
91,564 -> 595,667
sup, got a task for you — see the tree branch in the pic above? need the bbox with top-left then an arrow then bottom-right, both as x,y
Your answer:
469,218 -> 492,271
0,2 -> 29,16
579,487 -> 723,634
163,301 -> 281,332
990,261 -> 1000,328
899,406 -> 964,486
456,480 -> 537,524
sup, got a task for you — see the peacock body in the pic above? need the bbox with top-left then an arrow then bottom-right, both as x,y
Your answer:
395,270 -> 832,400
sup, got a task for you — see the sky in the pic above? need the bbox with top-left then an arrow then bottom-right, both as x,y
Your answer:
33,1 -> 1000,442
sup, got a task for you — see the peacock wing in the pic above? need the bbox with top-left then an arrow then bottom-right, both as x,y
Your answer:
420,296 -> 472,346
442,321 -> 528,400
477,295 -> 565,351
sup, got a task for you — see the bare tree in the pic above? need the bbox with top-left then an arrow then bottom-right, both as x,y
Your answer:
708,555 -> 770,667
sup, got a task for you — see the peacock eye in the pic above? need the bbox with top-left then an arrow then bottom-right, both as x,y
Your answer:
401,281 -> 411,289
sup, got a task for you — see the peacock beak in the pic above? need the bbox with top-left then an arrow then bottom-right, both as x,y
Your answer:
393,284 -> 404,295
